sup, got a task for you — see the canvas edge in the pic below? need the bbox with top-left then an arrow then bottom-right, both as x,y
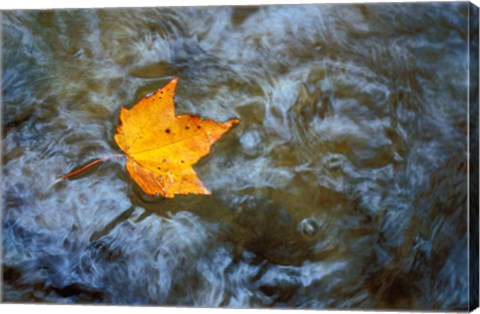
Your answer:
468,1 -> 480,312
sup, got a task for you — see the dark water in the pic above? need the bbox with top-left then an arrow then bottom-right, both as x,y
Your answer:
1,3 -> 475,309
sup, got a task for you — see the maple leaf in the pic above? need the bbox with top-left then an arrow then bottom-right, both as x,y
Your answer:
61,77 -> 239,198
113,77 -> 239,198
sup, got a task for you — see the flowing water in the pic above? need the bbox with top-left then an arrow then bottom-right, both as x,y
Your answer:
1,3 -> 477,309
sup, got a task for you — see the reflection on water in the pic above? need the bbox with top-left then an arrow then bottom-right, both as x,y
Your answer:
1,3 -> 476,309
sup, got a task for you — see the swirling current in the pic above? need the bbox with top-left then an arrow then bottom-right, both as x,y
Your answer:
1,3 -> 478,310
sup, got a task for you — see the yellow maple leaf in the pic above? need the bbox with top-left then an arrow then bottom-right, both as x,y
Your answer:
114,77 -> 239,198
61,77 -> 239,198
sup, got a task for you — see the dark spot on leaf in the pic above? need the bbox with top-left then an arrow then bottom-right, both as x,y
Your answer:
157,167 -> 161,170
197,125 -> 201,129
163,159 -> 166,162
165,128 -> 171,134
185,126 -> 190,130
181,160 -> 184,163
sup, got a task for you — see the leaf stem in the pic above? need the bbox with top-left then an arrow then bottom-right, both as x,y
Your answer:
61,153 -> 124,180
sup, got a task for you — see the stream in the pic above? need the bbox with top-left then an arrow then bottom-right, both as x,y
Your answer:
2,3 -> 476,309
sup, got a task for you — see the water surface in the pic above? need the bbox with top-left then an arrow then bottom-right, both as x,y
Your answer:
1,3 -> 474,309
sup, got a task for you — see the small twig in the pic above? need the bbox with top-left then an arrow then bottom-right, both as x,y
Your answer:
56,153 -> 124,183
